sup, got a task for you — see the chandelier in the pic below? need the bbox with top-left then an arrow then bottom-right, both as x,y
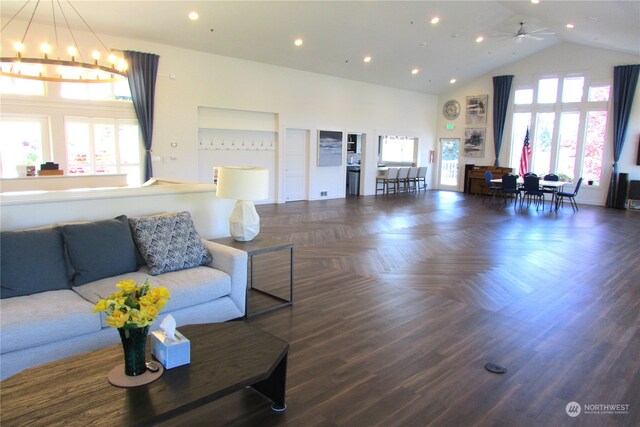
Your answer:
0,0 -> 127,83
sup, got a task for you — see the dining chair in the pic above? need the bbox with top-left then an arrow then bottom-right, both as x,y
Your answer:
396,167 -> 410,192
541,173 -> 559,209
416,166 -> 428,190
524,172 -> 538,178
555,177 -> 583,212
522,175 -> 544,210
483,170 -> 501,203
501,174 -> 521,209
407,167 -> 418,192
376,167 -> 398,195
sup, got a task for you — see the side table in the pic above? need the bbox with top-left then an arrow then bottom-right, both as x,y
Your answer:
210,236 -> 294,317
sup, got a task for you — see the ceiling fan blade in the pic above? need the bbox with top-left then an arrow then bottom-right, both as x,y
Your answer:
525,35 -> 544,41
527,27 -> 550,34
489,31 -> 516,37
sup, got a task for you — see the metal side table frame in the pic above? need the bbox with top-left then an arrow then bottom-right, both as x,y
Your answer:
210,236 -> 294,317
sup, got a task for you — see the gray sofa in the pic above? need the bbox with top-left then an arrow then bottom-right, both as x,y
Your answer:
0,212 -> 247,380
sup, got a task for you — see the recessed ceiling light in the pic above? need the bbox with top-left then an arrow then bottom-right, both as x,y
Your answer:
294,38 -> 303,47
566,23 -> 575,29
188,11 -> 199,21
450,78 -> 457,84
411,68 -> 419,75
531,0 -> 540,4
363,56 -> 372,63
476,36 -> 484,43
430,17 -> 440,25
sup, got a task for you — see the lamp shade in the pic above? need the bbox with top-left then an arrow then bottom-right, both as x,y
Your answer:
216,166 -> 269,201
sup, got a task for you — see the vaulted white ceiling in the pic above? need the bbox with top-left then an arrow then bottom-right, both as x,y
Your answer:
2,1 -> 639,95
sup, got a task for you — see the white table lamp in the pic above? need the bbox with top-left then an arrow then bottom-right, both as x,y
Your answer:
216,166 -> 269,241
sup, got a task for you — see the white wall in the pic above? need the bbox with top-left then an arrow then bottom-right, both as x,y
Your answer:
108,31 -> 438,202
435,43 -> 640,206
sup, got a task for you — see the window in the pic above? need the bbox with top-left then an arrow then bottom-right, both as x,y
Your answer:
61,79 -> 132,101
61,82 -> 111,100
2,72 -> 138,187
379,136 -> 416,164
583,111 -> 607,185
588,85 -> 610,102
514,88 -> 533,105
510,74 -> 610,184
557,112 -> 580,180
509,113 -> 531,168
0,64 -> 45,96
532,112 -> 555,177
65,117 -> 142,185
537,78 -> 558,103
0,117 -> 50,178
562,76 -> 584,103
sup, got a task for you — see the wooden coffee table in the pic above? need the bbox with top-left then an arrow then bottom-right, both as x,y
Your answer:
0,323 -> 288,426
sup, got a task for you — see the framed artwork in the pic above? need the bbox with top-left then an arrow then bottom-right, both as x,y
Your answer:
466,95 -> 488,126
318,130 -> 343,166
464,128 -> 485,157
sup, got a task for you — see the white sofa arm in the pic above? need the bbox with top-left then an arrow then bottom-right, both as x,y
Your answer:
202,240 -> 248,316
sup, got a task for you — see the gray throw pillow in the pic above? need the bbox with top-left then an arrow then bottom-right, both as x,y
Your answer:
1,227 -> 70,298
62,215 -> 138,286
128,212 -> 212,276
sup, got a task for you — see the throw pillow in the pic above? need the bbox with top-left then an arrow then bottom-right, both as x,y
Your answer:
1,227 -> 70,298
62,215 -> 138,286
128,211 -> 212,275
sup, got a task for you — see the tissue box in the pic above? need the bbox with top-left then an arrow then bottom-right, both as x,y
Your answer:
150,330 -> 190,369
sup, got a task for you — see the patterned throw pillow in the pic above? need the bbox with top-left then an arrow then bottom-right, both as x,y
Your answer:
128,212 -> 212,275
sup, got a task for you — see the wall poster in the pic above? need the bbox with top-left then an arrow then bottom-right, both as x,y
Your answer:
318,130 -> 343,166
464,128 -> 485,157
466,95 -> 488,126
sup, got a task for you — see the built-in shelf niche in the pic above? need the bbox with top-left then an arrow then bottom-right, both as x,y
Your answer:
198,106 -> 277,152
197,107 -> 278,201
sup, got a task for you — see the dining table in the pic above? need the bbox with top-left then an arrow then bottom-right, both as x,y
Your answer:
490,178 -> 571,211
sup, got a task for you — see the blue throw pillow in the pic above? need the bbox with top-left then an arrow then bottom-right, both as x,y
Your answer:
128,212 -> 212,275
62,215 -> 138,286
1,227 -> 70,298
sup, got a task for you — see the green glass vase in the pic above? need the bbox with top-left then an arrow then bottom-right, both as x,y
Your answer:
118,326 -> 149,376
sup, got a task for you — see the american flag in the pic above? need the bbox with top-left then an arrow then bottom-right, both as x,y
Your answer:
519,127 -> 532,178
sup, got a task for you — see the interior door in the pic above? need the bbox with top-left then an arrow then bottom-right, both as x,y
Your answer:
284,128 -> 308,201
438,138 -> 460,190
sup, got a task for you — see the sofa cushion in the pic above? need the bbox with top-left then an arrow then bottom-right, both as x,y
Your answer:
62,215 -> 138,286
0,290 -> 101,353
0,227 -> 70,299
128,212 -> 212,275
73,266 -> 231,328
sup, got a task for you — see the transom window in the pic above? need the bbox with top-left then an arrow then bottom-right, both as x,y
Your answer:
1,72 -> 131,101
509,74 -> 610,185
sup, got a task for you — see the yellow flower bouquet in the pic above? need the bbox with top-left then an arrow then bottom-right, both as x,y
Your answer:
95,279 -> 171,377
93,279 -> 170,329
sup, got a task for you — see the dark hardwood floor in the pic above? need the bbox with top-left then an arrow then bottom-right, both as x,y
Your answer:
167,191 -> 639,427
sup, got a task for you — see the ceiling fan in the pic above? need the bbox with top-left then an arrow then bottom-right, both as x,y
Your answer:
495,22 -> 555,42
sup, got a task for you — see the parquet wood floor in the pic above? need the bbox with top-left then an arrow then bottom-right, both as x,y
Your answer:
165,191 -> 639,427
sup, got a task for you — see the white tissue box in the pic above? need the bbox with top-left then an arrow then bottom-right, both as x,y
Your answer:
150,330 -> 190,369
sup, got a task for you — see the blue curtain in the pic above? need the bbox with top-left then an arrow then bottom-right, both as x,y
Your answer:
124,50 -> 160,182
606,64 -> 640,207
492,75 -> 514,167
